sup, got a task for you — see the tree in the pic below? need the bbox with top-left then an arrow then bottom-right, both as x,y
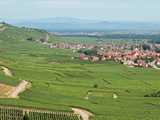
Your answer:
26,37 -> 34,41
142,44 -> 151,51
155,47 -> 160,53
40,38 -> 46,43
93,84 -> 98,88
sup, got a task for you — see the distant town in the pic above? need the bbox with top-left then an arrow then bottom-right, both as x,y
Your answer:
37,34 -> 160,69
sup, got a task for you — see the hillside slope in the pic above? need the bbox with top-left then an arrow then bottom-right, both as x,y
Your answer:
9,17 -> 160,31
0,23 -> 160,120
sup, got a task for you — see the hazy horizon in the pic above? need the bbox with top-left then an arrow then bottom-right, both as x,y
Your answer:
0,0 -> 160,22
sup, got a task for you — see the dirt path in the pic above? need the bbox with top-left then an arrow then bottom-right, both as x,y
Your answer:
9,80 -> 31,98
1,66 -> 13,77
150,61 -> 160,70
72,108 -> 93,120
0,83 -> 15,98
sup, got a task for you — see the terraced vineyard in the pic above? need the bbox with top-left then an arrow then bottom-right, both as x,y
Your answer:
29,111 -> 81,120
1,23 -> 160,120
0,107 -> 23,120
0,106 -> 81,120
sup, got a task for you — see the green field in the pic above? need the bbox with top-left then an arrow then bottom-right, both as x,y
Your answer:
0,24 -> 160,120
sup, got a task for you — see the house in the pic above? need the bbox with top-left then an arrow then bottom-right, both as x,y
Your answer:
156,59 -> 160,66
91,56 -> 99,62
80,54 -> 89,61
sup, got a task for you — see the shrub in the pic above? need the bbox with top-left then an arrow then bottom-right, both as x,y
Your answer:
93,84 -> 98,88
144,91 -> 160,97
78,49 -> 97,56
26,37 -> 34,41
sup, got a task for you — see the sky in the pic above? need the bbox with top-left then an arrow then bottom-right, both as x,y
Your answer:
0,0 -> 160,22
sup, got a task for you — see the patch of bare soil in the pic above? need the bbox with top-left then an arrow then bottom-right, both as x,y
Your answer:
0,84 -> 15,98
0,80 -> 31,98
1,66 -> 13,77
72,108 -> 93,120
9,80 -> 31,98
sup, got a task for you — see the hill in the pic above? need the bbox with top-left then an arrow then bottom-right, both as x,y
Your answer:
0,23 -> 160,120
7,17 -> 160,32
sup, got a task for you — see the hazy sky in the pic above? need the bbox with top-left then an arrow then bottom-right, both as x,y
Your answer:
0,0 -> 160,21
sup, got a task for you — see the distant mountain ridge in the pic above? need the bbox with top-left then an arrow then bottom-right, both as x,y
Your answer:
5,17 -> 160,32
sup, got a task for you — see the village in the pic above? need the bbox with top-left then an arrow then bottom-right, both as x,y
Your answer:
80,49 -> 160,68
36,34 -> 160,69
79,43 -> 160,69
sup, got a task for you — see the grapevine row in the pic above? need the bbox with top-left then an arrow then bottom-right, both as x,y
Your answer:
0,106 -> 82,120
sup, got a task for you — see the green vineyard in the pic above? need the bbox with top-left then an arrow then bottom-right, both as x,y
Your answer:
0,106 -> 82,120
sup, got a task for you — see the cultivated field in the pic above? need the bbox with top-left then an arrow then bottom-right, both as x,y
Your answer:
0,24 -> 160,120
